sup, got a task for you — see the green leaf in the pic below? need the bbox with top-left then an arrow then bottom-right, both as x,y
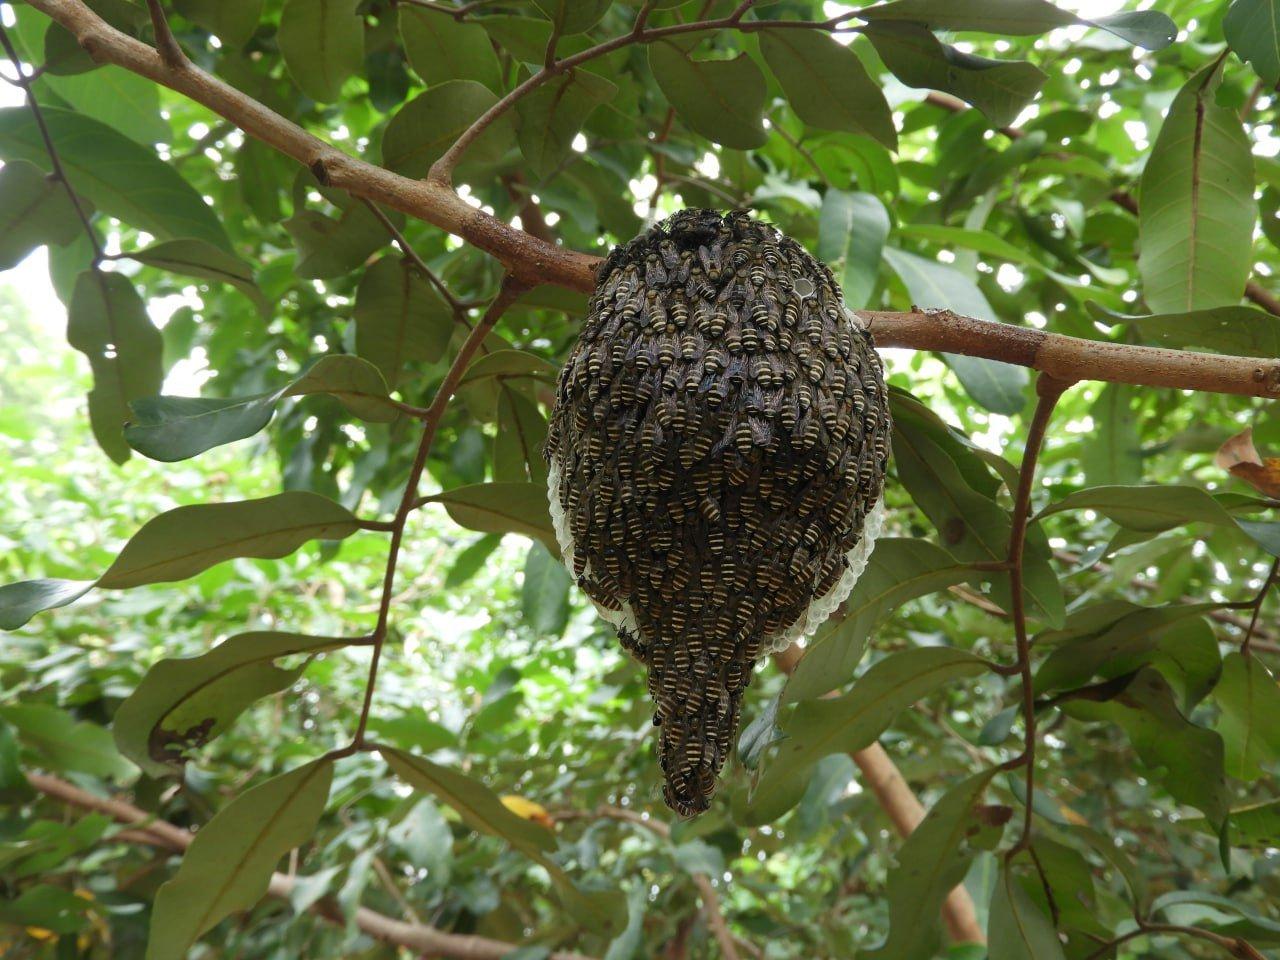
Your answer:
130,239 -> 266,316
1237,519 -> 1280,558
744,648 -> 989,823
1081,384 -> 1142,486
649,43 -> 767,150
278,0 -> 364,102
517,69 -> 617,179
386,748 -> 626,935
530,0 -> 612,34
283,355 -> 401,422
0,159 -> 90,270
399,5 -> 502,91
382,81 -> 513,179
354,257 -> 453,387
1091,302 -> 1280,358
603,883 -> 646,960
283,182 -> 398,279
883,246 -> 1028,414
988,860 -> 1067,960
446,534 -> 503,588
858,0 -> 1175,48
783,539 -> 974,703
0,579 -> 95,631
494,387 -> 549,485
1,703 -> 134,779
817,190 -> 889,310
0,885 -> 96,935
458,348 -> 560,387
1214,652 -> 1280,781
425,482 -> 558,551
39,65 -> 169,146
1036,484 -> 1235,533
114,632 -> 361,777
759,30 -> 896,148
1138,63 -> 1256,314
1064,667 -> 1229,826
68,270 -> 164,464
864,769 -> 999,959
146,760 -> 334,960
522,541 -> 571,636
174,0 -> 264,47
98,491 -> 361,589
1226,0 -> 1280,86
0,106 -> 231,250
864,22 -> 1046,128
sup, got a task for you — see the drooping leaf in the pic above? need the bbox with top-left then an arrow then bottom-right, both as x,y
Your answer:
1089,302 -> 1280,358
354,257 -> 454,386
0,703 -> 134,780
283,354 -> 402,422
1214,652 -> 1280,781
494,387 -> 549,484
1036,484 -> 1235,533
864,22 -> 1047,128
129,239 -> 267,316
0,106 -> 231,250
530,0 -> 613,34
278,0 -> 364,102
744,648 -> 989,823
0,159 -> 91,270
113,632 -> 362,777
446,534 -> 503,588
517,69 -> 617,179
39,65 -> 169,146
458,349 -> 560,388
398,5 -> 502,91
98,492 -> 361,589
146,760 -> 334,960
68,270 -> 164,464
883,246 -> 1028,414
381,81 -> 513,178
1225,0 -> 1280,87
1081,384 -> 1142,486
817,190 -> 889,311
425,482 -> 557,551
521,541 -> 571,636
988,860 -> 1067,960
1138,63 -> 1256,313
173,0 -> 264,47
649,43 -> 767,150
0,579 -> 95,631
783,539 -> 975,703
759,30 -> 896,148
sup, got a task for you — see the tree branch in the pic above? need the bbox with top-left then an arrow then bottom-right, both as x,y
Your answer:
25,772 -> 598,960
23,0 -> 1280,400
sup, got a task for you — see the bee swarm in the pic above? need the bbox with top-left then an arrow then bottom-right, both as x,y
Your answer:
545,210 -> 891,816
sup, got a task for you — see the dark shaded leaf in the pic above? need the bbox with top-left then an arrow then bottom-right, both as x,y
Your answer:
278,0 -> 364,101
649,43 -> 767,150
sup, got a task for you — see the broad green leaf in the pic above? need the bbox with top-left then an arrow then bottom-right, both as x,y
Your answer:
386,748 -> 626,935
1036,484 -> 1235,533
858,0 -> 1175,48
529,0 -> 612,34
446,534 -> 503,588
864,22 -> 1046,128
131,239 -> 267,316
817,190 -> 889,310
744,648 -> 989,823
98,491 -> 361,589
522,541 -> 571,636
278,0 -> 364,102
783,539 -> 975,702
1214,652 -> 1280,781
649,43 -> 767,150
146,760 -> 334,960
174,0 -> 264,46
1225,0 -> 1280,86
39,65 -> 169,146
1081,384 -> 1142,486
0,884 -> 96,934
1138,63 -> 1256,313
425,482 -> 558,550
459,349 -> 560,387
988,861 -> 1067,960
517,69 -> 617,179
68,270 -> 164,464
354,257 -> 453,386
896,224 -> 1047,273
0,107 -> 231,250
283,354 -> 401,422
864,769 -> 999,959
399,6 -> 502,91
1237,519 -> 1280,558
0,159 -> 90,270
1,703 -> 134,780
759,30 -> 896,148
283,182 -> 398,279
1064,667 -> 1229,826
113,631 -> 361,777
41,0 -> 147,76
382,81 -> 513,178
494,387 -> 549,485
883,246 -> 1028,414
1089,302 -> 1280,358
0,579 -> 95,631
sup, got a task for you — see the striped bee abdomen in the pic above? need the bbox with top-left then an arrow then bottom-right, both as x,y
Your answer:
545,210 -> 891,817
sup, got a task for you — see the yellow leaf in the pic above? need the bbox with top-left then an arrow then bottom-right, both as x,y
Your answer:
500,794 -> 554,829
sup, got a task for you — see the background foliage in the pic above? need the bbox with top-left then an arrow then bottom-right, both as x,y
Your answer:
3,0 -> 1280,957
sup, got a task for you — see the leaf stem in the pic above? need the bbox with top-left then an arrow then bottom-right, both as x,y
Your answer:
1241,556 -> 1280,657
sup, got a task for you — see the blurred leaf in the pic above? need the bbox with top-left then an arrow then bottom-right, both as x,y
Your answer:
649,43 -> 767,150
522,540 -> 571,636
759,30 -> 895,148
39,64 -> 169,146
426,482 -> 557,551
1,703 -> 134,780
0,579 -> 95,631
1214,652 -> 1280,781
988,860 -> 1067,960
517,69 -> 617,179
399,5 -> 502,91
147,760 -> 334,960
445,534 -> 503,587
130,239 -> 267,317
817,190 -> 889,310
530,0 -> 612,34
173,0 -> 263,47
1037,484 -> 1234,533
0,159 -> 90,270
278,0 -> 364,102
1138,62 -> 1256,313
1225,0 -> 1280,86
1082,384 -> 1142,486
1092,302 -> 1280,358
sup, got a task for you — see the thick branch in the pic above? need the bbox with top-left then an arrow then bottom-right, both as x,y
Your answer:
26,772 -> 597,960
26,0 -> 1280,401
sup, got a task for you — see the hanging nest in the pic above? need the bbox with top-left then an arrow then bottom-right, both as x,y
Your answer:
545,209 -> 891,816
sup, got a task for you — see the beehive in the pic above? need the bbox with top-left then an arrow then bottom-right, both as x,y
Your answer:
545,210 -> 890,816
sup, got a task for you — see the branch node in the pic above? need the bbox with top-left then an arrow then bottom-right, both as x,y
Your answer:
146,0 -> 188,70
309,157 -> 332,186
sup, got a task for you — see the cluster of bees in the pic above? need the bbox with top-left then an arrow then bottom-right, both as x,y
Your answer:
546,210 -> 891,816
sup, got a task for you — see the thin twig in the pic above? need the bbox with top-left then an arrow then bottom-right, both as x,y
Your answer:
1241,556 -> 1280,657
359,196 -> 477,320
145,0 -> 187,68
1084,920 -> 1265,960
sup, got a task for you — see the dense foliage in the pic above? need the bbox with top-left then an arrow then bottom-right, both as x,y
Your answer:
3,0 -> 1280,957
